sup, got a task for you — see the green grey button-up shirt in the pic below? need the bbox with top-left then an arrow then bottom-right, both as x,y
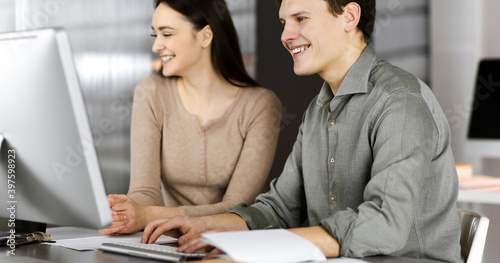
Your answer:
229,44 -> 463,263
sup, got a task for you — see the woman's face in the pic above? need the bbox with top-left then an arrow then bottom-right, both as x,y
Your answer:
151,3 -> 206,78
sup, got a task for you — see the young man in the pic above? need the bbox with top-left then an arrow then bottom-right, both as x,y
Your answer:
140,0 -> 463,261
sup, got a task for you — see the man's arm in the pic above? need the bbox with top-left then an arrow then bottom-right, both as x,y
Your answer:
141,212 -> 341,257
288,226 -> 340,258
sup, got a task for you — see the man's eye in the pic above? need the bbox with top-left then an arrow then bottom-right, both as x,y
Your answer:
150,33 -> 157,38
298,17 -> 306,22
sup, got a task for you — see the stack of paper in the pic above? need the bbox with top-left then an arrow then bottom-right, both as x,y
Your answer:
202,229 -> 326,263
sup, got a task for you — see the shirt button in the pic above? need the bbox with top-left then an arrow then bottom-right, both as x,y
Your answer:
330,195 -> 336,201
330,120 -> 336,126
330,157 -> 335,163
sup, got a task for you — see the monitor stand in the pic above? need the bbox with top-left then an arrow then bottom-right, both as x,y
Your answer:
0,133 -> 4,151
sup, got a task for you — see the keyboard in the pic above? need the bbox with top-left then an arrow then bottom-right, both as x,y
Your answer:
100,242 -> 206,262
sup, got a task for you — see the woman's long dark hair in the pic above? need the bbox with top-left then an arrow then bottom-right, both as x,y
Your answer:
155,0 -> 260,87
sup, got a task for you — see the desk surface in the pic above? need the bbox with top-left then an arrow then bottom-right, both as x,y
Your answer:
0,227 -> 445,263
458,187 -> 500,205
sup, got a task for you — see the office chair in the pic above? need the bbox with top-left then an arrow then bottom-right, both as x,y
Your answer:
458,208 -> 490,263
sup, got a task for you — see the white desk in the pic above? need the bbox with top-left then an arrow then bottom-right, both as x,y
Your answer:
0,227 -> 448,263
458,187 -> 500,205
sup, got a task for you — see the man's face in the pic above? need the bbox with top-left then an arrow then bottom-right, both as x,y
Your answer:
279,0 -> 348,78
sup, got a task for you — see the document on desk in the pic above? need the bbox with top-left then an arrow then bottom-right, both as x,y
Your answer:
202,229 -> 327,263
46,232 -> 177,251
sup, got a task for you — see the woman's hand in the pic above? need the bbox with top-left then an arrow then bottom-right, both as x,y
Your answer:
98,194 -> 147,235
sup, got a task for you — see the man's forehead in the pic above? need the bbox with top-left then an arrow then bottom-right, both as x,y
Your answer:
278,0 -> 328,18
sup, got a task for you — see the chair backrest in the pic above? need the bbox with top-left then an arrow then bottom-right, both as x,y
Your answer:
458,208 -> 490,263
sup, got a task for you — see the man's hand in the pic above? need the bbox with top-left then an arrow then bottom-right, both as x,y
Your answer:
141,216 -> 208,244
141,214 -> 249,254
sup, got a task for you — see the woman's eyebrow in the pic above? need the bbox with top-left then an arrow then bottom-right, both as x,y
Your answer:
151,26 -> 176,31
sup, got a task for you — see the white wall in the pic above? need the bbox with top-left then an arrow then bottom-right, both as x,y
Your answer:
430,0 -> 482,164
431,1 -> 500,263
482,1 -> 500,57
431,0 -> 500,173
0,0 -> 15,32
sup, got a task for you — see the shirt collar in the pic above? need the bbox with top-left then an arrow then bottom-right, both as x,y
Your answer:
316,43 -> 379,106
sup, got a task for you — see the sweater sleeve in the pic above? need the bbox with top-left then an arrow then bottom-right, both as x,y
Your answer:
181,89 -> 282,216
127,75 -> 164,206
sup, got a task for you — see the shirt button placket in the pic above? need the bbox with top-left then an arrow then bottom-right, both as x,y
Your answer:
329,119 -> 336,203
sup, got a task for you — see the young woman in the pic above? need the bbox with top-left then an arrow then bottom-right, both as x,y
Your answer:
99,0 -> 281,235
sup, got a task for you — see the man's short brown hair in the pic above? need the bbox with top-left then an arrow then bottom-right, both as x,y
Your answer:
276,0 -> 376,43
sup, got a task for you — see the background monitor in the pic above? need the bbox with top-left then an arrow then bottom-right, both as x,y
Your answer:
0,28 -> 112,232
466,59 -> 500,176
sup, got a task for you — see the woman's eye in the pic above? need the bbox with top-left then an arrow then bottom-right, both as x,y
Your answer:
150,33 -> 171,38
298,17 -> 306,22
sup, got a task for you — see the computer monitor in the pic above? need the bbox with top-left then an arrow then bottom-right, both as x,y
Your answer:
466,59 -> 500,175
0,28 -> 112,232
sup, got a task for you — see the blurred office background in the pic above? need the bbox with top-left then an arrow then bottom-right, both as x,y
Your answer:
0,0 -> 257,195
0,0 -> 430,195
1,1 -> 499,262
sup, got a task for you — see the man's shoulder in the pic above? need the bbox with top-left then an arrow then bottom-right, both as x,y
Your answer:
369,60 -> 424,95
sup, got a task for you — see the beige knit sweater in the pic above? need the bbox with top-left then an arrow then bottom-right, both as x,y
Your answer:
127,74 -> 282,216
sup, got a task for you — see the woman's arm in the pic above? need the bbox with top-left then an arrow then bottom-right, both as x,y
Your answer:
127,76 -> 164,206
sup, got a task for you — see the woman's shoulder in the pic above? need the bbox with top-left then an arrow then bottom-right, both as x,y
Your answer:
239,86 -> 281,108
135,73 -> 177,95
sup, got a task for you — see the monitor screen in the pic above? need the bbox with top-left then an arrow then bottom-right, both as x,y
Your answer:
465,59 -> 500,175
468,59 -> 500,139
0,28 -> 112,231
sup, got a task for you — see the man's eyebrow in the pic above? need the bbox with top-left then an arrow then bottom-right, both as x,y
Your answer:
291,11 -> 311,17
279,10 -> 311,22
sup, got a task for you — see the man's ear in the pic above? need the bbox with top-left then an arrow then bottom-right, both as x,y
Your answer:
200,25 -> 213,48
343,2 -> 361,33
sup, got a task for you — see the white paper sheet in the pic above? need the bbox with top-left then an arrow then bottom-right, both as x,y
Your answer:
202,229 -> 327,263
46,232 -> 177,251
315,258 -> 370,263
213,254 -> 369,263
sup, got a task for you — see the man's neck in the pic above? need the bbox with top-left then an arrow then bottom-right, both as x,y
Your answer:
322,41 -> 368,95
